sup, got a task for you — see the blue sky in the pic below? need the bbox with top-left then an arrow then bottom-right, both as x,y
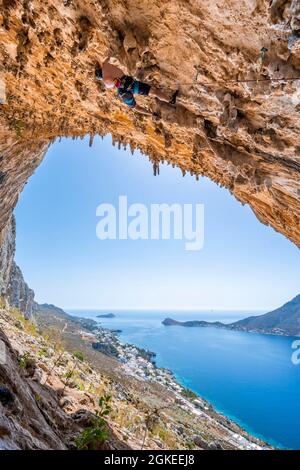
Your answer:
14,136 -> 300,311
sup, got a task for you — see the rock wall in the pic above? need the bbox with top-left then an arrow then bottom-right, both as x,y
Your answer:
0,0 -> 299,247
7,262 -> 35,319
0,215 -> 35,318
0,326 -> 66,450
0,215 -> 15,298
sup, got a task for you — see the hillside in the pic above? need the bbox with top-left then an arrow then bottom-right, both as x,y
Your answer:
230,294 -> 300,336
162,294 -> 300,336
0,302 -> 270,450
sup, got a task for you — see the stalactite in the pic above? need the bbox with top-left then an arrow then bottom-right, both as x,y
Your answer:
89,134 -> 94,147
153,162 -> 160,176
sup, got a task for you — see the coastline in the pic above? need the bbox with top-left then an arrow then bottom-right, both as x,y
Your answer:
34,304 -> 273,450
171,371 -> 285,450
107,325 -> 288,449
91,322 -> 272,450
68,310 -> 300,449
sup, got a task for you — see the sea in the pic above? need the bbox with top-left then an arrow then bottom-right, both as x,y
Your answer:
67,309 -> 300,449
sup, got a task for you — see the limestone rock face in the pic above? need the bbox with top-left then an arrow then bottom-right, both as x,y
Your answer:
0,216 -> 15,299
7,262 -> 35,319
0,328 -> 66,450
0,216 -> 35,318
0,0 -> 299,246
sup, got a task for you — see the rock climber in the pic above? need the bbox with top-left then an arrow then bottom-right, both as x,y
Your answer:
95,58 -> 178,116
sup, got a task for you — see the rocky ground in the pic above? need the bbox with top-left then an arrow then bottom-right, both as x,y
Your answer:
0,301 -> 272,450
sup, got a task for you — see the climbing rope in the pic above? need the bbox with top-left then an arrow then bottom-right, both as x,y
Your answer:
179,76 -> 300,86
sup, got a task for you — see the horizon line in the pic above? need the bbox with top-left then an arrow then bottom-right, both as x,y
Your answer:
61,307 -> 268,313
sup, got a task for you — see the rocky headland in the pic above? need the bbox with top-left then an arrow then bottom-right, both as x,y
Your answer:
162,293 -> 300,336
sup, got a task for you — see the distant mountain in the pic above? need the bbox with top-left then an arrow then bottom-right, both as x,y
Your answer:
96,313 -> 115,318
162,294 -> 300,337
229,294 -> 300,336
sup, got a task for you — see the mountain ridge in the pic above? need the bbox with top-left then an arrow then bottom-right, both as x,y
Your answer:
162,294 -> 300,336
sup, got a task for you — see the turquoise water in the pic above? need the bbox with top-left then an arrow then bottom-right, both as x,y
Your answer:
68,310 -> 300,449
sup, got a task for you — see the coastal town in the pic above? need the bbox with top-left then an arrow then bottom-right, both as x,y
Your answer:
0,301 -> 272,450
88,323 -> 268,451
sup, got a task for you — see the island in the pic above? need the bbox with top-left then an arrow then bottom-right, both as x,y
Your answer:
162,318 -> 224,328
96,313 -> 116,318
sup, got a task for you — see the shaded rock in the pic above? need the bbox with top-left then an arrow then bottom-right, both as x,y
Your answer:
59,396 -> 74,409
0,217 -> 15,299
0,387 -> 14,406
71,409 -> 96,427
7,263 -> 35,319
32,368 -> 44,383
193,435 -> 209,449
208,440 -> 223,450
0,329 -> 66,449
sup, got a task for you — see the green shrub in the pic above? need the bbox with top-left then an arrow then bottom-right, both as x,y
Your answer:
10,308 -> 39,336
181,387 -> 198,399
73,350 -> 84,362
76,394 -> 112,450
75,381 -> 85,391
64,369 -> 74,380
0,296 -> 6,309
186,441 -> 195,449
98,394 -> 112,417
76,419 -> 108,450
38,347 -> 49,358
19,352 -> 32,370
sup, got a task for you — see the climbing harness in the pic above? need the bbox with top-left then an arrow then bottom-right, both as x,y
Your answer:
114,76 -> 137,108
113,75 -> 135,91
